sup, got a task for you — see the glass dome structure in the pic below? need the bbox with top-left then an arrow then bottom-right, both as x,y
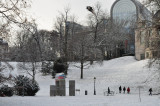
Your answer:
110,0 -> 152,54
112,0 -> 137,21
111,0 -> 152,22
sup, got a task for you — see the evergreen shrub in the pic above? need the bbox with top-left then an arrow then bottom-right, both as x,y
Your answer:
14,75 -> 40,96
0,85 -> 13,97
53,57 -> 68,74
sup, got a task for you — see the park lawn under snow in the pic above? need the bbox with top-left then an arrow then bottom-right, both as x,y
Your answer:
0,56 -> 160,106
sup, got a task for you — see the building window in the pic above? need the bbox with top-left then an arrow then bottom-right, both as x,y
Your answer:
148,30 -> 152,37
140,54 -> 145,60
152,51 -> 158,58
140,31 -> 145,45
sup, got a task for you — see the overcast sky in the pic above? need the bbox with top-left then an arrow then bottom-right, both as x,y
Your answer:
27,0 -> 116,31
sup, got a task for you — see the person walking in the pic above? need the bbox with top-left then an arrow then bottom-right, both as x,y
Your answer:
123,87 -> 126,93
119,86 -> 122,93
108,87 -> 110,94
127,87 -> 130,94
149,88 -> 152,96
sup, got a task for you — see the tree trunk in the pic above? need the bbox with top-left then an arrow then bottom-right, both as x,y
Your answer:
80,44 -> 84,79
32,62 -> 35,82
94,23 -> 99,43
64,22 -> 69,75
80,60 -> 83,79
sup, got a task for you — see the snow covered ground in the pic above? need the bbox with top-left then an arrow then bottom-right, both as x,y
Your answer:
0,56 -> 160,106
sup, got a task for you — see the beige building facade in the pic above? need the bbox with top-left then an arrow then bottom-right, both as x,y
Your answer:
135,10 -> 160,60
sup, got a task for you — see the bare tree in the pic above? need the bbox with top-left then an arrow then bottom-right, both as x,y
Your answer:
0,0 -> 30,66
72,29 -> 100,79
13,21 -> 41,82
108,19 -> 133,57
0,0 -> 31,38
0,0 -> 31,85
38,30 -> 59,61
142,0 -> 160,11
87,2 -> 133,59
54,6 -> 73,74
54,14 -> 65,57
64,7 -> 70,63
86,2 -> 113,60
87,2 -> 108,43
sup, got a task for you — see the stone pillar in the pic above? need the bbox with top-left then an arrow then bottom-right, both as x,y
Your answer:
56,80 -> 66,96
50,85 -> 57,96
59,80 -> 66,96
55,80 -> 60,96
69,80 -> 75,96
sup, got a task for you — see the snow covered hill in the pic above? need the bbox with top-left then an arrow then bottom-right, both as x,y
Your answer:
0,56 -> 160,106
66,56 -> 151,95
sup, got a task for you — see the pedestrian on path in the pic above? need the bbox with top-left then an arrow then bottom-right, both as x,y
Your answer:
123,87 -> 126,93
108,87 -> 110,94
119,86 -> 122,93
127,87 -> 130,94
149,88 -> 152,96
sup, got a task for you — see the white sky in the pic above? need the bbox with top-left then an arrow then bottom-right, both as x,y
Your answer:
27,0 -> 116,31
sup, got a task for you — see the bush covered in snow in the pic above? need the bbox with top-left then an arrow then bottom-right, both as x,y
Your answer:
14,75 -> 40,96
41,61 -> 53,75
0,85 -> 13,97
53,57 -> 68,74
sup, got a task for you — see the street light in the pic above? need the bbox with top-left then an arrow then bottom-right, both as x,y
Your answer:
86,6 -> 97,42
86,6 -> 93,12
86,6 -> 95,15
94,77 -> 96,95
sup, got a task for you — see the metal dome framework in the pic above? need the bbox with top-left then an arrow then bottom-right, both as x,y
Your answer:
111,0 -> 152,22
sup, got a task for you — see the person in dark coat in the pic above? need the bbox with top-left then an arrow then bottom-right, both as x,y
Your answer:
127,87 -> 130,94
108,87 -> 110,94
107,87 -> 111,96
119,86 -> 122,93
149,88 -> 152,96
123,87 -> 126,93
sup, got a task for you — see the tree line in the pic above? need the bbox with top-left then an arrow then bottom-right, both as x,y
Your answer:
0,0 -> 160,84
0,1 -> 136,80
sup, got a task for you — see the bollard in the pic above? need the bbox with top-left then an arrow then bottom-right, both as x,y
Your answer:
85,90 -> 87,95
69,80 -> 75,96
50,85 -> 57,96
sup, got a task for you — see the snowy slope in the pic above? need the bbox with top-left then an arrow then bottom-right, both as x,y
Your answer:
66,56 -> 152,95
0,56 -> 160,106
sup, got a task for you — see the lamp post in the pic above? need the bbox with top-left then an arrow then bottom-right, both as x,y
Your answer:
86,6 -> 94,14
86,6 -> 99,43
94,77 -> 96,95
